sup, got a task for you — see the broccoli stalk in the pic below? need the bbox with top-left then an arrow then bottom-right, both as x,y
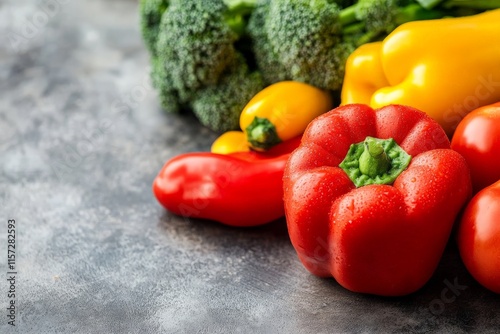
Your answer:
417,0 -> 500,10
414,0 -> 443,8
339,0 -> 500,46
339,0 -> 449,46
223,0 -> 259,36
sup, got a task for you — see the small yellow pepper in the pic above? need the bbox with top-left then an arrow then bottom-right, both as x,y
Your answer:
212,81 -> 333,153
211,131 -> 249,154
341,9 -> 500,137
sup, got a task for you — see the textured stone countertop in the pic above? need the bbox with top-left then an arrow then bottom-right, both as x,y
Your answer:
1,1 -> 499,333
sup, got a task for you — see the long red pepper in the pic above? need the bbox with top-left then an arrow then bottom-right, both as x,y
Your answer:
153,136 -> 301,227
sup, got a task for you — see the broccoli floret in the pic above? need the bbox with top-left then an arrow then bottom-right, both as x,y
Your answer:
192,56 -> 264,132
150,57 -> 183,113
155,0 -> 240,104
139,0 -> 169,56
141,0 -> 183,113
142,0 -> 258,115
258,0 -> 355,91
247,1 -> 290,85
355,0 -> 401,33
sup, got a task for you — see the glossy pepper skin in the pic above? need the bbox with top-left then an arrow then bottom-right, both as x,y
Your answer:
283,104 -> 472,296
341,9 -> 500,137
153,136 -> 301,227
212,81 -> 332,153
211,130 -> 250,154
451,102 -> 500,193
457,180 -> 500,294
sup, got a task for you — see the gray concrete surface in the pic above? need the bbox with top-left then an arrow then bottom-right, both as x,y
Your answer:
0,0 -> 499,333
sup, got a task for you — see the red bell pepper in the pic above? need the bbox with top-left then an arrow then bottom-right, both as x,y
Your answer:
153,136 -> 301,227
283,104 -> 472,296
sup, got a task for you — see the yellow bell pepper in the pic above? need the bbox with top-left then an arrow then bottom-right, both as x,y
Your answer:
212,81 -> 333,153
341,9 -> 500,137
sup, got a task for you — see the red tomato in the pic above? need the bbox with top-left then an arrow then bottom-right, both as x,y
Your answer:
457,180 -> 500,294
451,102 -> 500,193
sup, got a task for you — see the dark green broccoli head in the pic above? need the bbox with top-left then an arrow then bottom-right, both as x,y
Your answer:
139,0 -> 170,56
192,56 -> 265,132
354,0 -> 400,34
292,42 -> 356,92
150,57 -> 183,113
267,0 -> 342,64
156,0 -> 239,103
141,0 -> 182,113
262,0 -> 351,91
247,1 -> 290,85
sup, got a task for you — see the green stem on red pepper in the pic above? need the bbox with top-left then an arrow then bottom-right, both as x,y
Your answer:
359,137 -> 390,177
339,136 -> 412,187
